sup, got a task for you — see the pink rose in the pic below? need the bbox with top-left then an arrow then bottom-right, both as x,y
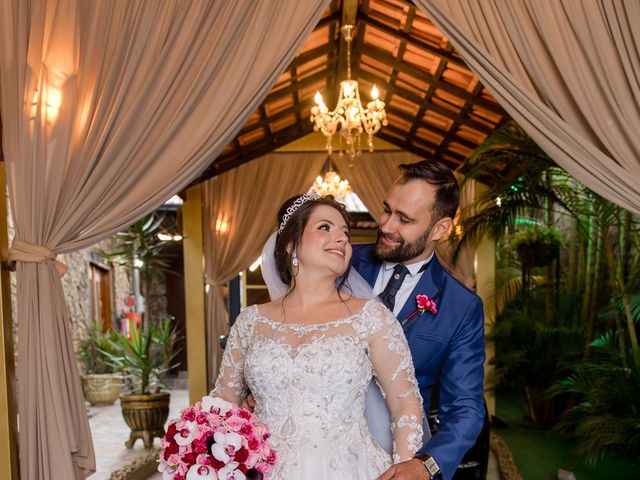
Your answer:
182,407 -> 196,422
225,415 -> 246,432
177,461 -> 189,476
245,452 -> 259,468
206,413 -> 222,426
247,436 -> 260,451
240,423 -> 254,436
261,444 -> 271,459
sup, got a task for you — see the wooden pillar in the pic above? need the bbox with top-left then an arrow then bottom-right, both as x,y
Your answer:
182,184 -> 208,404
474,183 -> 496,417
0,162 -> 19,479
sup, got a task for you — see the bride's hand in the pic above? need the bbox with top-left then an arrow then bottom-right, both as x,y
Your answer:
240,393 -> 256,412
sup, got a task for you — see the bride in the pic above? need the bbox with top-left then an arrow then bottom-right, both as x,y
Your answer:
212,193 -> 424,479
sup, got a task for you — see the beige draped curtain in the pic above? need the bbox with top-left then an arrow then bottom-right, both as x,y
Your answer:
334,153 -> 476,288
203,153 -> 326,387
416,0 -> 640,215
0,0 -> 328,478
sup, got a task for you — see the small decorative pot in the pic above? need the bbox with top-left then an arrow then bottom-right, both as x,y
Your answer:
120,391 -> 171,449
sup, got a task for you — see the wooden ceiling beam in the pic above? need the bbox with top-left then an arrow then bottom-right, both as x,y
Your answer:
342,0 -> 358,26
355,68 -> 498,136
292,66 -> 302,126
384,105 -> 478,151
355,44 -> 504,114
286,42 -> 335,71
198,123 -> 315,181
236,98 -> 314,137
434,82 -> 483,159
358,14 -> 467,69
408,55 -> 449,140
375,131 -> 462,170
264,64 -> 337,103
334,0 -> 359,98
315,9 -> 341,30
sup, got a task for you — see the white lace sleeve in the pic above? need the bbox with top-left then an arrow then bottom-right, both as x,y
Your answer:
367,301 -> 424,463
210,308 -> 253,403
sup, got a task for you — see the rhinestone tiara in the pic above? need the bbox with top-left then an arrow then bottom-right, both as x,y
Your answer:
277,192 -> 321,234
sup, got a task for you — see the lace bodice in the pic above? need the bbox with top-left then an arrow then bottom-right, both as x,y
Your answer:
212,299 -> 423,479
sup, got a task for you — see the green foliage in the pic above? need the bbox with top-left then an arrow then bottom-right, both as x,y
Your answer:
104,319 -> 180,395
511,224 -> 562,250
491,293 -> 583,424
77,321 -> 121,374
103,212 -> 175,280
550,332 -> 640,465
458,118 -> 640,464
494,271 -> 545,315
450,127 -> 579,267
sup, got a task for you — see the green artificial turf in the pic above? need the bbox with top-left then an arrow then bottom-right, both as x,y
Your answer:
494,395 -> 640,480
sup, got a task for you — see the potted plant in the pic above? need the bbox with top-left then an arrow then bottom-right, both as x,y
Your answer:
512,224 -> 562,267
77,321 -> 123,406
106,318 -> 179,449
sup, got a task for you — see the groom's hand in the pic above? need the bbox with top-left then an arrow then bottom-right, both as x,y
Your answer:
240,393 -> 255,412
377,459 -> 429,480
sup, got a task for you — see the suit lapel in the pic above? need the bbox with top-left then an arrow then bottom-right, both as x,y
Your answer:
398,255 -> 444,332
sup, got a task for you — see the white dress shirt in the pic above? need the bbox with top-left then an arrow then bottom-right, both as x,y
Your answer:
373,252 -> 435,317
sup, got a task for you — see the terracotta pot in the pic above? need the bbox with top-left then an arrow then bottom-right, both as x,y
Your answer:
120,391 -> 171,449
81,373 -> 123,406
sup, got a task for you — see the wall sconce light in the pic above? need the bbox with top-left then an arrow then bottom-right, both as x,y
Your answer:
213,215 -> 230,236
30,85 -> 62,124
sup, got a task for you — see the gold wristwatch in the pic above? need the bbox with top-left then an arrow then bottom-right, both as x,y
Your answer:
414,453 -> 441,479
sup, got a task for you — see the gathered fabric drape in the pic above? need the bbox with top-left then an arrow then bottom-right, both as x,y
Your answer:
203,153 -> 326,387
333,152 -> 417,220
0,0 -> 328,477
334,152 -> 476,287
416,0 -> 640,215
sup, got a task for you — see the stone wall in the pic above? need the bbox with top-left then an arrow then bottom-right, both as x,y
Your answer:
6,196 -> 132,359
60,250 -> 93,351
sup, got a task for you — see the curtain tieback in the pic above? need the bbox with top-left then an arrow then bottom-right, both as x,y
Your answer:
205,274 -> 223,288
9,239 -> 68,277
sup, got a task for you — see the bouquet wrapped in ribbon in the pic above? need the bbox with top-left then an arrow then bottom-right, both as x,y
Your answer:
158,396 -> 277,480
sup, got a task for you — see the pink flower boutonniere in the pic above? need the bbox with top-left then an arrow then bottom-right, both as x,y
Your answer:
401,294 -> 437,326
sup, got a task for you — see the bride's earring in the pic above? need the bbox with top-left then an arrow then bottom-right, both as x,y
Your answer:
291,252 -> 299,267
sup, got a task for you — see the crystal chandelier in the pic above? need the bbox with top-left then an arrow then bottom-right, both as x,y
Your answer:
310,25 -> 388,160
310,170 -> 353,202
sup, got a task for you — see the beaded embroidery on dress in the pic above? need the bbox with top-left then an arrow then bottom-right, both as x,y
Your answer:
212,299 -> 423,479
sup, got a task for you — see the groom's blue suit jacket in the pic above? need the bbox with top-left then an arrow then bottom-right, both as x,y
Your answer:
352,244 -> 485,480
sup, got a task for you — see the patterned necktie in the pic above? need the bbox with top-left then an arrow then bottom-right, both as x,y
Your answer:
378,264 -> 410,312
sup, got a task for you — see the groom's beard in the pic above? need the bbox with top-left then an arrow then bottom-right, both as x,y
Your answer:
374,227 -> 430,263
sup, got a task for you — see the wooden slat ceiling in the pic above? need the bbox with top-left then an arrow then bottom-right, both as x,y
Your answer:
204,0 -> 508,182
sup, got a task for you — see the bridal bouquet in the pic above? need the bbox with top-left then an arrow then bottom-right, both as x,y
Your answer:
158,395 -> 277,480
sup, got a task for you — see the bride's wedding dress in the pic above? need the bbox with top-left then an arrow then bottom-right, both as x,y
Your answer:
212,299 -> 424,479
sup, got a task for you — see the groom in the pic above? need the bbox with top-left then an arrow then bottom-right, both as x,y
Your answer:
352,160 -> 485,480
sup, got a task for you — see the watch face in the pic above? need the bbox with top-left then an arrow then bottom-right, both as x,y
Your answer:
424,457 -> 440,475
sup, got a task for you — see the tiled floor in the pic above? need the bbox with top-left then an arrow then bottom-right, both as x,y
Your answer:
88,389 -> 189,480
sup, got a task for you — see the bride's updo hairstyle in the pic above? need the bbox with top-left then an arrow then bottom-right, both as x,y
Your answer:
275,193 -> 351,290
